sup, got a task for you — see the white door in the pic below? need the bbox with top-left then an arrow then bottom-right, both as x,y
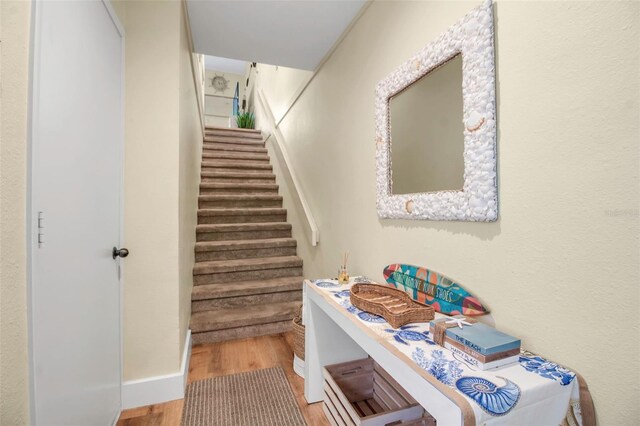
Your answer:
30,1 -> 124,424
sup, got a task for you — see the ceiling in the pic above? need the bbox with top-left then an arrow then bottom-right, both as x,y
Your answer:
186,0 -> 368,71
204,55 -> 247,75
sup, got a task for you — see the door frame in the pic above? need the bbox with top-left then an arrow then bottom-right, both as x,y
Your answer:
26,0 -> 125,423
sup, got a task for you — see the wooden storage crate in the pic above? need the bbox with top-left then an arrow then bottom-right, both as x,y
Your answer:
387,415 -> 437,426
322,358 -> 427,426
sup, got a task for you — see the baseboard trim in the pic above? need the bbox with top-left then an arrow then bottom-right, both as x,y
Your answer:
293,354 -> 304,378
122,329 -> 192,409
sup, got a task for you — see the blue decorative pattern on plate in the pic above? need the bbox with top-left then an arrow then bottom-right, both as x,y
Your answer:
384,325 -> 436,346
357,311 -> 386,323
339,299 -> 386,323
314,280 -> 339,288
331,290 -> 351,299
519,352 -> 576,386
354,276 -> 374,283
412,348 -> 463,386
455,376 -> 521,416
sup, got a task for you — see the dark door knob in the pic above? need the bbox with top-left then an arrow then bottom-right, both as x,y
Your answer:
112,247 -> 129,259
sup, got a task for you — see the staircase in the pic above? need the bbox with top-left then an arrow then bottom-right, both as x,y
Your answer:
190,127 -> 303,345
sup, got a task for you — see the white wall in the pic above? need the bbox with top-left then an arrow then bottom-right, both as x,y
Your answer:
252,1 -> 640,423
0,1 -> 32,424
204,70 -> 244,127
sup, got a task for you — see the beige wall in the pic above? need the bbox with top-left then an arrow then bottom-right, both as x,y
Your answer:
255,64 -> 313,123
254,1 -> 640,424
178,3 -> 202,357
115,0 -> 201,381
0,1 -> 32,424
117,0 -> 182,381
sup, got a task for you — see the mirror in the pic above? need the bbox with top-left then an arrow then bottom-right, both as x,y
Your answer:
375,0 -> 498,221
389,54 -> 464,194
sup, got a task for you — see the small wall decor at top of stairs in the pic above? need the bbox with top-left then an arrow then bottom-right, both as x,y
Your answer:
190,127 -> 303,345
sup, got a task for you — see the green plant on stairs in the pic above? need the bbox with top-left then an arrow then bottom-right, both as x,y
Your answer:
235,111 -> 255,129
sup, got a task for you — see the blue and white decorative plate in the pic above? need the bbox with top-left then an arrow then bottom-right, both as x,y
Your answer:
314,280 -> 339,288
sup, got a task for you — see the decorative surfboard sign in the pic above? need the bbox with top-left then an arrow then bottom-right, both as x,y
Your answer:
383,264 -> 489,316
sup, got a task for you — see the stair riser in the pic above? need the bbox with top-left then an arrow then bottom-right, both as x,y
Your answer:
192,321 -> 292,344
193,266 -> 303,285
199,187 -> 279,195
197,229 -> 291,242
202,161 -> 271,168
192,290 -> 302,312
205,129 -> 262,139
201,165 -> 271,175
203,144 -> 267,154
195,245 -> 297,262
200,161 -> 273,173
198,213 -> 286,225
199,199 -> 282,209
202,154 -> 270,162
203,137 -> 264,146
204,130 -> 262,141
192,276 -> 302,300
201,178 -> 276,184
200,170 -> 276,184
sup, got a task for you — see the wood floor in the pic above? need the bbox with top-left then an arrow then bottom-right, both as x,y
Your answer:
117,332 -> 329,426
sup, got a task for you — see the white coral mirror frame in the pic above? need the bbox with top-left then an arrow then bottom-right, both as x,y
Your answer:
375,0 -> 498,221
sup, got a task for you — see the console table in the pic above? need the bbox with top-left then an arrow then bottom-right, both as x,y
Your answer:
304,278 -> 595,426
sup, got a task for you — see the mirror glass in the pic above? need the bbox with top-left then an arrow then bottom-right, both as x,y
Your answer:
389,54 -> 464,194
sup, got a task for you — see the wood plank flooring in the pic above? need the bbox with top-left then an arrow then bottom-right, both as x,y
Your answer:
117,332 -> 328,426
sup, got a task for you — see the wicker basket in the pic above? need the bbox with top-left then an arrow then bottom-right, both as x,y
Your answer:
350,284 -> 435,328
292,305 -> 305,361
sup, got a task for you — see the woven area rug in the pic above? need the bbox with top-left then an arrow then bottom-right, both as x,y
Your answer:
181,366 -> 306,426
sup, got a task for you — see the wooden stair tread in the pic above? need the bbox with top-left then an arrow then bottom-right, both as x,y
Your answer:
200,182 -> 278,190
202,152 -> 269,161
192,276 -> 303,300
201,160 -> 272,169
199,194 -> 282,201
193,255 -> 302,275
195,237 -> 297,252
202,145 -> 267,154
198,207 -> 286,216
203,137 -> 264,145
205,126 -> 262,135
201,171 -> 275,179
197,222 -> 291,232
190,301 -> 300,333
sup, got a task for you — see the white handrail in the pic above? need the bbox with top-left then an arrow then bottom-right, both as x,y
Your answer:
256,89 -> 319,246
